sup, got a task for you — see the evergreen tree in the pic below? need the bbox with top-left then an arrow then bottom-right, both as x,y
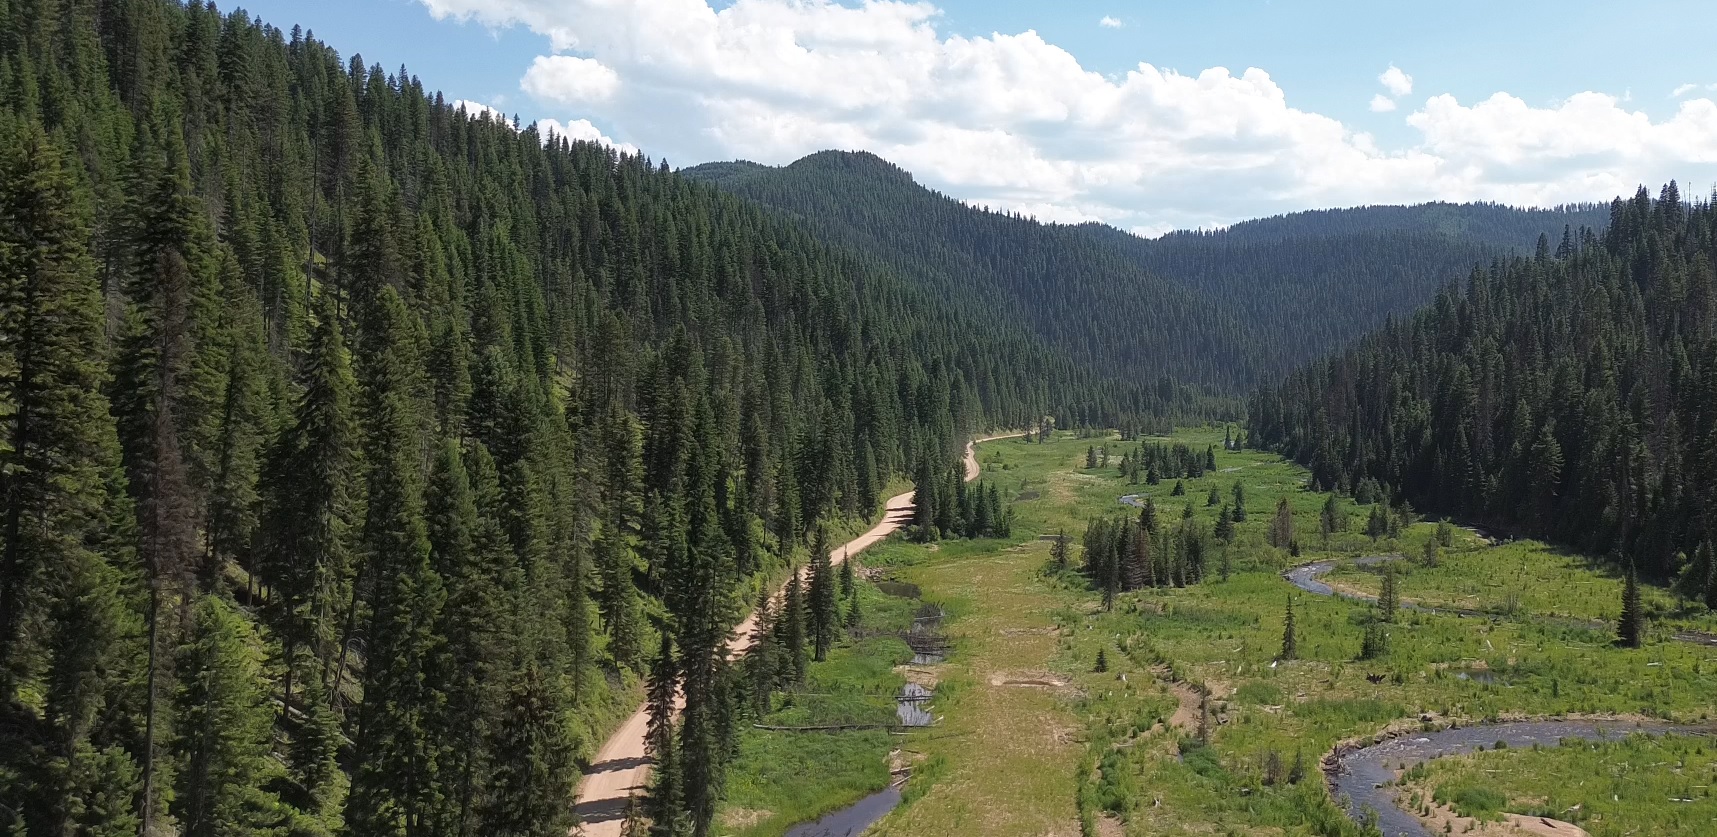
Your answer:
844,585 -> 862,629
0,126 -> 140,775
1618,561 -> 1644,649
256,295 -> 357,704
1279,597 -> 1298,661
345,289 -> 447,837
1359,623 -> 1389,660
425,440 -> 507,837
838,547 -> 856,599
1365,505 -> 1387,541
1206,485 -> 1221,507
1269,497 -> 1294,549
779,568 -> 808,683
1094,648 -> 1108,672
1319,495 -> 1341,553
1378,567 -> 1399,623
477,664 -> 577,837
912,457 -> 939,542
644,633 -> 683,837
807,526 -> 838,662
745,588 -> 777,716
171,596 -> 283,837
595,402 -> 646,670
1050,529 -> 1071,570
1232,482 -> 1247,521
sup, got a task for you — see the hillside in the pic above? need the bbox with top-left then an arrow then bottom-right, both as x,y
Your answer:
684,151 -> 1607,389
0,3 -> 1174,836
1251,183 -> 1716,580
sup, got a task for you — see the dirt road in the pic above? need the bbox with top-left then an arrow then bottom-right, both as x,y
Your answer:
573,434 -> 1019,834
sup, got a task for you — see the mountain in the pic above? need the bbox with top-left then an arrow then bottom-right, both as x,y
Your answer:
0,3 -> 1178,835
1152,201 -> 1609,248
685,151 -> 1265,392
1251,183 -> 1717,581
683,151 -> 1608,390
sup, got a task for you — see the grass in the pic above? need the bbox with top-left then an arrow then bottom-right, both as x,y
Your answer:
716,579 -> 920,837
1402,732 -> 1717,835
859,535 -> 1092,836
720,427 -> 1717,836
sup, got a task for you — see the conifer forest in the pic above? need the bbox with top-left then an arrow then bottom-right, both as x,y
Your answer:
3,2 -> 1715,837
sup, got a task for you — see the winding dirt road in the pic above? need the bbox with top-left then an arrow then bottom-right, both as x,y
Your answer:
573,434 -> 1020,834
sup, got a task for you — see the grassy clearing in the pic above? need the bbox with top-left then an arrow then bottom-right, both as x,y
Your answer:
723,429 -> 1717,836
717,580 -> 920,837
865,537 -> 1087,837
1400,732 -> 1717,835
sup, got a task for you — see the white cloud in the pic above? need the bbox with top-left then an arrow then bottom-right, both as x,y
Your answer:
521,55 -> 620,103
419,0 -> 1717,231
1369,94 -> 1397,113
535,117 -> 640,156
1379,64 -> 1413,97
1673,83 -> 1698,97
452,99 -> 510,124
1099,16 -> 1123,29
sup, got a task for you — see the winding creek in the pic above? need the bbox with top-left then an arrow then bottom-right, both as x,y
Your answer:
789,488 -> 1717,835
779,582 -> 942,835
1329,720 -> 1708,836
1282,552 -> 1715,833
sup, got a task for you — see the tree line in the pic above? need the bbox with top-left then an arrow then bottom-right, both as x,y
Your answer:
1252,184 -> 1717,594
0,1 -> 1142,835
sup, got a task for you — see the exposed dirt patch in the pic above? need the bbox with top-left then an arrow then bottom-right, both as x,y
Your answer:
1000,626 -> 1059,636
1407,796 -> 1589,837
895,664 -> 942,689
989,671 -> 1071,688
890,748 -> 927,775
1095,814 -> 1126,837
719,807 -> 772,829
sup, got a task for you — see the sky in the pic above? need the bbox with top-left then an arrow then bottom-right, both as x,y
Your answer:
239,0 -> 1717,235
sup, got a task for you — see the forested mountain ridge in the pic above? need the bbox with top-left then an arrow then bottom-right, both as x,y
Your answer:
1251,183 -> 1717,584
684,151 -> 1607,389
1151,201 -> 1608,247
685,150 -> 1267,392
0,1 -> 1184,835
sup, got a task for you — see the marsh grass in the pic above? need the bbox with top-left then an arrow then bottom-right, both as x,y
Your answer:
1408,733 -> 1717,834
726,428 -> 1717,836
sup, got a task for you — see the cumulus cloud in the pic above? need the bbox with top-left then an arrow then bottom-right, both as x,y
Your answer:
452,99 -> 510,124
1379,65 -> 1413,97
1672,83 -> 1698,97
522,55 -> 620,102
1369,94 -> 1397,113
1099,16 -> 1123,28
418,0 -> 1717,231
536,117 -> 640,156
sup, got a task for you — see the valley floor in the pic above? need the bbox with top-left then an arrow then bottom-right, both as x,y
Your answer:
715,430 -> 1717,837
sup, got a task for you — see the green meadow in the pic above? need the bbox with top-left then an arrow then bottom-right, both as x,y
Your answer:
718,429 -> 1717,836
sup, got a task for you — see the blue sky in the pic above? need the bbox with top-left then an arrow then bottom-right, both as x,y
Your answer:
236,0 -> 1717,233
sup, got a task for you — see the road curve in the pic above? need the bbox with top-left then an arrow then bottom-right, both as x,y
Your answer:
573,433 -> 1022,835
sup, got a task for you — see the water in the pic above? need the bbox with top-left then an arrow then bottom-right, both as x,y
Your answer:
896,683 -> 934,727
1328,720 -> 1704,836
783,785 -> 903,837
1452,669 -> 1499,685
876,580 -> 922,599
1284,555 -> 1617,629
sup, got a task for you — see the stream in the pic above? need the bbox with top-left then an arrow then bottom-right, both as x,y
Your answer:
1329,719 -> 1706,836
781,582 -> 942,836
783,785 -> 904,837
